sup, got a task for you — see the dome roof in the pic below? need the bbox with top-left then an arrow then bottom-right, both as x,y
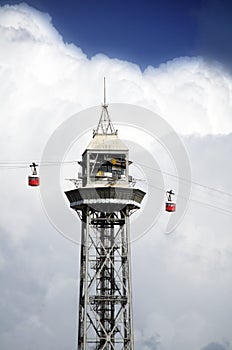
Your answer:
85,134 -> 128,152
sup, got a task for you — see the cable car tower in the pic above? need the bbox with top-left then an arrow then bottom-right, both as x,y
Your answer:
65,79 -> 146,350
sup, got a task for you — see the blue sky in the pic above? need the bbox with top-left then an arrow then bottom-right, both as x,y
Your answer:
1,0 -> 231,70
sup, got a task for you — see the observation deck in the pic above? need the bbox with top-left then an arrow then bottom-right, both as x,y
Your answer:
65,186 -> 145,212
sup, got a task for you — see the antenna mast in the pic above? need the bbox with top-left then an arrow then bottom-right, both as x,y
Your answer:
94,77 -> 116,135
103,76 -> 107,106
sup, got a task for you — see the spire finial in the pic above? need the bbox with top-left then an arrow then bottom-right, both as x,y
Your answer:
103,76 -> 107,107
93,77 -> 117,136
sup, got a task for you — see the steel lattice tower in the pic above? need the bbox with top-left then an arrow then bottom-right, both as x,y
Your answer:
65,86 -> 146,350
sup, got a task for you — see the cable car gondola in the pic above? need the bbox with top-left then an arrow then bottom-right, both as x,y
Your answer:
166,190 -> 176,212
28,162 -> 40,186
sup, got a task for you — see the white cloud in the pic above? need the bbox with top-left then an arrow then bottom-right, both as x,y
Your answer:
0,3 -> 232,148
0,3 -> 232,350
0,3 -> 62,43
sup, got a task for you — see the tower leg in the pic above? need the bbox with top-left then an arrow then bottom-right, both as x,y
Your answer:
77,209 -> 134,350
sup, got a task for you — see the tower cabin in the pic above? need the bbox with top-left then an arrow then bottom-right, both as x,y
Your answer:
82,109 -> 128,188
66,102 -> 145,212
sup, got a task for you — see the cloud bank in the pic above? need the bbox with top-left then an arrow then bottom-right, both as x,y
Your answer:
0,2 -> 232,148
0,3 -> 232,350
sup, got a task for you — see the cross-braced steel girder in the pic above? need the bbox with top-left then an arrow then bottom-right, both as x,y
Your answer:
77,208 -> 134,350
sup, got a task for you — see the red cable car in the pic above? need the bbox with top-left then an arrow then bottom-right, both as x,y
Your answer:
166,190 -> 176,212
28,162 -> 40,186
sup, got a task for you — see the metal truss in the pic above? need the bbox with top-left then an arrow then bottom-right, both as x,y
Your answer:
78,208 -> 134,350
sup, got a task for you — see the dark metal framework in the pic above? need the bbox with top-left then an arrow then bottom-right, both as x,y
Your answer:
77,208 -> 134,350
66,188 -> 145,350
66,186 -> 145,350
